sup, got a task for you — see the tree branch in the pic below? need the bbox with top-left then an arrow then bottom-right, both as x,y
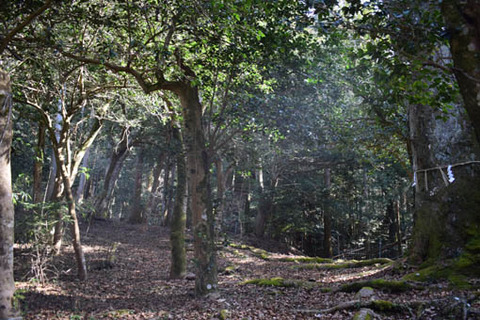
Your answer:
58,49 -> 182,94
0,0 -> 53,54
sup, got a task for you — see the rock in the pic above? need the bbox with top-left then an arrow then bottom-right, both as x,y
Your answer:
355,287 -> 375,300
352,308 -> 380,320
185,272 -> 196,280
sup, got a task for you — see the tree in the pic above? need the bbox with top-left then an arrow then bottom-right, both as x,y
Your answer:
0,0 -> 55,313
170,127 -> 187,279
0,70 -> 16,320
44,0 -> 313,295
441,0 -> 480,143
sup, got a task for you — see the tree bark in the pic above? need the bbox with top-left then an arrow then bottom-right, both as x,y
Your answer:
33,121 -> 46,203
59,167 -> 87,280
323,168 -> 333,258
75,147 -> 90,203
0,70 -> 18,319
409,100 -> 480,263
179,83 -> 217,296
49,120 -> 88,280
441,0 -> 480,143
129,148 -> 145,224
145,152 -> 166,218
94,130 -> 129,218
170,128 -> 187,279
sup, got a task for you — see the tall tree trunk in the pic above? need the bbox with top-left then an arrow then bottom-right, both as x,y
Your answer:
75,147 -> 90,203
386,199 -> 401,257
161,160 -> 172,225
145,153 -> 166,221
94,132 -> 129,218
33,121 -> 46,203
441,0 -> 480,143
255,165 -> 268,238
214,158 -> 233,234
409,100 -> 480,264
179,84 -> 217,296
129,148 -> 145,224
0,70 -> 17,319
170,128 -> 187,279
323,168 -> 333,258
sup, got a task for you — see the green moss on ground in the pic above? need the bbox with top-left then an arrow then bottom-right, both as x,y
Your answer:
293,258 -> 392,270
340,279 -> 415,293
241,277 -> 317,289
280,256 -> 334,264
370,300 -> 397,312
229,243 -> 270,260
403,264 -> 473,289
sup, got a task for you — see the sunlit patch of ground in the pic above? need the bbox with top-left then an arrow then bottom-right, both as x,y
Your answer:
13,222 -> 480,319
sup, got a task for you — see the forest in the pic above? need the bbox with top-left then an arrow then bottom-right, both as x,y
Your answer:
1,0 -> 480,319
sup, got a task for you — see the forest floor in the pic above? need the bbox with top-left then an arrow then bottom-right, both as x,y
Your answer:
14,220 -> 480,319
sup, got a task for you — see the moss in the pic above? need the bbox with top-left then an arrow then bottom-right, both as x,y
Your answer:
341,279 -> 414,293
293,258 -> 392,270
223,265 -> 236,274
229,243 -> 270,260
219,309 -> 230,320
403,264 -> 472,289
280,256 -> 334,264
353,310 -> 374,320
242,277 -> 291,287
371,300 -> 396,312
241,277 -> 316,289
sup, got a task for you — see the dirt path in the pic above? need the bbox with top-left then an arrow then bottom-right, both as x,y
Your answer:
15,221 -> 479,319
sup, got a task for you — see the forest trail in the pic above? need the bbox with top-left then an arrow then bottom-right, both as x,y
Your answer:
15,221 -> 479,319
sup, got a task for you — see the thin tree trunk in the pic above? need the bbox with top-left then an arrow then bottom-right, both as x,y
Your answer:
395,199 -> 402,256
50,126 -> 88,280
161,160 -> 172,225
145,153 -> 166,218
0,70 -> 18,319
323,168 -> 333,258
33,121 -> 46,203
94,133 -> 129,218
60,168 -> 87,280
75,147 -> 90,203
129,148 -> 145,224
170,128 -> 187,279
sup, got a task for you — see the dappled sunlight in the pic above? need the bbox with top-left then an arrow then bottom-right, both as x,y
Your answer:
319,264 -> 392,284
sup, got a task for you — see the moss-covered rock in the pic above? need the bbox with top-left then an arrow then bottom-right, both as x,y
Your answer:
341,279 -> 415,293
352,308 -> 376,320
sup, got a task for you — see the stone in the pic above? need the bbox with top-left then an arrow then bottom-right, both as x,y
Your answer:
354,287 -> 375,300
352,308 -> 380,320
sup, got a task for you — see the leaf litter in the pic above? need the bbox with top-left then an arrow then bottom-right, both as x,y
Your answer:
14,220 -> 480,319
